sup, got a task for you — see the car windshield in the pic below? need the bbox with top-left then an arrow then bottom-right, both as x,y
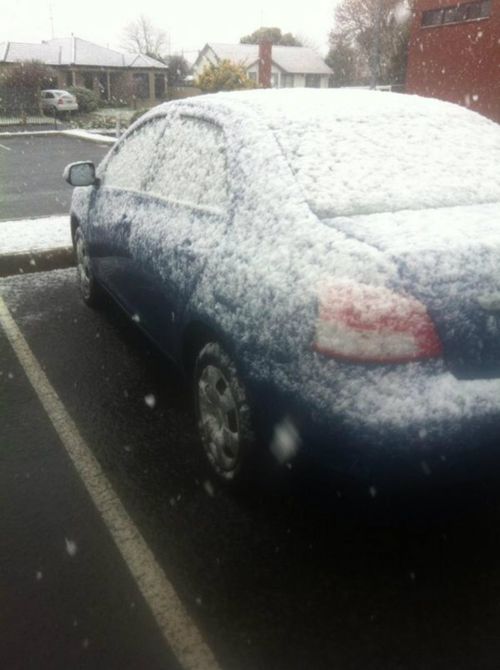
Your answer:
269,91 -> 500,218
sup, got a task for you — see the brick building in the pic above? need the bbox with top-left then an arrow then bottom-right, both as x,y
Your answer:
406,0 -> 500,122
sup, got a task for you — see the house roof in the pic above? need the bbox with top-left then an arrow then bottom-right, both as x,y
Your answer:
198,43 -> 332,75
0,37 -> 167,69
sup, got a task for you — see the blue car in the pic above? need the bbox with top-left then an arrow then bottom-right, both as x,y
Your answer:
65,89 -> 500,486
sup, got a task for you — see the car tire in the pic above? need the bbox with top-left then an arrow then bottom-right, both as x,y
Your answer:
194,342 -> 259,486
74,226 -> 102,308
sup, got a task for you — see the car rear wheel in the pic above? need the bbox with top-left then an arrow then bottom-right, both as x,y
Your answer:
194,342 -> 258,485
74,226 -> 102,307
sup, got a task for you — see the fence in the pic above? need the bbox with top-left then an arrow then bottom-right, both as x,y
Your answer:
0,86 -> 60,128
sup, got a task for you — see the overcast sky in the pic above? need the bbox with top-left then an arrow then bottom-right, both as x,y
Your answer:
1,0 -> 336,57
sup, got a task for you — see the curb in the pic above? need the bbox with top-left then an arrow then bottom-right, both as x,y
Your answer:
0,247 -> 75,278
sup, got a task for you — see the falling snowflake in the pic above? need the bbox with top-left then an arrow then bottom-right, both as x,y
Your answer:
65,538 -> 78,557
144,394 -> 156,408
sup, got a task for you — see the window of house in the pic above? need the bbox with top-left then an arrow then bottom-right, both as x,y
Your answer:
422,8 -> 444,25
65,71 -> 73,87
147,116 -> 229,211
305,74 -> 321,88
103,119 -> 165,191
443,6 -> 458,23
271,73 -> 279,88
281,73 -> 294,88
248,72 -> 257,82
83,73 -> 94,90
422,0 -> 490,26
154,74 -> 166,100
133,73 -> 150,99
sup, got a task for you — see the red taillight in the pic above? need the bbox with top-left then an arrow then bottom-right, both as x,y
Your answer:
57,98 -> 64,105
313,282 -> 443,363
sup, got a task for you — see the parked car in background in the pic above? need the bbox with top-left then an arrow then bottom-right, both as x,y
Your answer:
41,89 -> 78,114
64,89 -> 500,488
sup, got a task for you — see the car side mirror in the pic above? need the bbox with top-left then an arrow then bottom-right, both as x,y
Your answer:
63,161 -> 98,187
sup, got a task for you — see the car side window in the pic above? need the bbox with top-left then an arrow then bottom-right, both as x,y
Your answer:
103,118 -> 165,192
146,116 -> 229,211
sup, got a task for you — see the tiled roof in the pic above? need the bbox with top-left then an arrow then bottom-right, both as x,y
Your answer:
203,43 -> 332,75
0,37 -> 167,69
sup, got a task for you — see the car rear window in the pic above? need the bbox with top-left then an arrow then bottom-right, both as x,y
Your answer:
269,93 -> 500,218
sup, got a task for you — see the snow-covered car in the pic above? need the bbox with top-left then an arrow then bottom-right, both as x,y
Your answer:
41,89 -> 78,113
64,89 -> 500,486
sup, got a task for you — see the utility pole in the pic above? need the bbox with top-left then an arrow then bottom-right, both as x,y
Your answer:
48,2 -> 55,38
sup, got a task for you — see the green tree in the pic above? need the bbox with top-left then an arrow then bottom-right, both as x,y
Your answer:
167,54 -> 190,86
326,35 -> 367,86
332,0 -> 413,86
195,60 -> 257,93
240,27 -> 302,46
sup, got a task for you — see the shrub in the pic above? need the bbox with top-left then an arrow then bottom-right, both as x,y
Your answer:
0,61 -> 55,115
67,86 -> 99,113
195,60 -> 257,93
128,109 -> 149,126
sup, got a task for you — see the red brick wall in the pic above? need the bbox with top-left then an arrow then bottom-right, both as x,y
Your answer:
406,0 -> 500,122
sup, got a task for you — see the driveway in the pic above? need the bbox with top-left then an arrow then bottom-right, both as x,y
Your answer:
0,134 -> 110,221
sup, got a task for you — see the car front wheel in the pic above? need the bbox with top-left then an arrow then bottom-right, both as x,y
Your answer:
74,226 -> 101,307
194,342 -> 258,485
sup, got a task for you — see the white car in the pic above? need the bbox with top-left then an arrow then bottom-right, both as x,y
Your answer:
41,89 -> 78,113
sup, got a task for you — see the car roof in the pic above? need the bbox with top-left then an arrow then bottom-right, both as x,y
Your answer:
150,88 -> 490,130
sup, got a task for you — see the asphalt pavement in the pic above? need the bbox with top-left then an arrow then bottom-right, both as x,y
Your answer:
3,268 -> 500,669
0,134 -> 110,220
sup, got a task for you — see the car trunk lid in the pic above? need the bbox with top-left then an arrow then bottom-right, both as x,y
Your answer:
325,203 -> 500,378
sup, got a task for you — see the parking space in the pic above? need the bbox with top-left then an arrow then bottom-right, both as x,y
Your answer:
0,134 -> 109,220
0,320 -> 179,670
3,268 -> 500,670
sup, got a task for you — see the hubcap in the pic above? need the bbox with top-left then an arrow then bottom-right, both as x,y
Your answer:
75,232 -> 91,300
198,365 -> 240,474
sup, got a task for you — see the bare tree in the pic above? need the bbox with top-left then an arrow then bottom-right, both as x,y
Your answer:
121,15 -> 168,60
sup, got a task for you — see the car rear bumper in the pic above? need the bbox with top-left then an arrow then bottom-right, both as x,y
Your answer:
248,353 -> 500,486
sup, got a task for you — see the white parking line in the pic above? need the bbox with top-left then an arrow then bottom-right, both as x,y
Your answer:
0,295 -> 221,670
0,142 -> 12,151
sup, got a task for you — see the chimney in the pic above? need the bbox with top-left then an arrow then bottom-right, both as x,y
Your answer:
258,40 -> 272,88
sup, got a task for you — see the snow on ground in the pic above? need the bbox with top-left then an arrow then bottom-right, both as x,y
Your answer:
62,129 -> 115,144
0,216 -> 71,254
0,129 -> 115,144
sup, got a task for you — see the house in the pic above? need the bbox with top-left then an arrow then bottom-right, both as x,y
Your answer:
0,36 -> 168,106
193,42 -> 332,88
405,0 -> 498,121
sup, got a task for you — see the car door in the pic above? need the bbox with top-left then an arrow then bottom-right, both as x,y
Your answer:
88,116 -> 166,310
124,114 -> 232,358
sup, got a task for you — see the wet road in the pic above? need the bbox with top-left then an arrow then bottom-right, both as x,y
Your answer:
0,135 -> 110,220
3,269 -> 500,669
